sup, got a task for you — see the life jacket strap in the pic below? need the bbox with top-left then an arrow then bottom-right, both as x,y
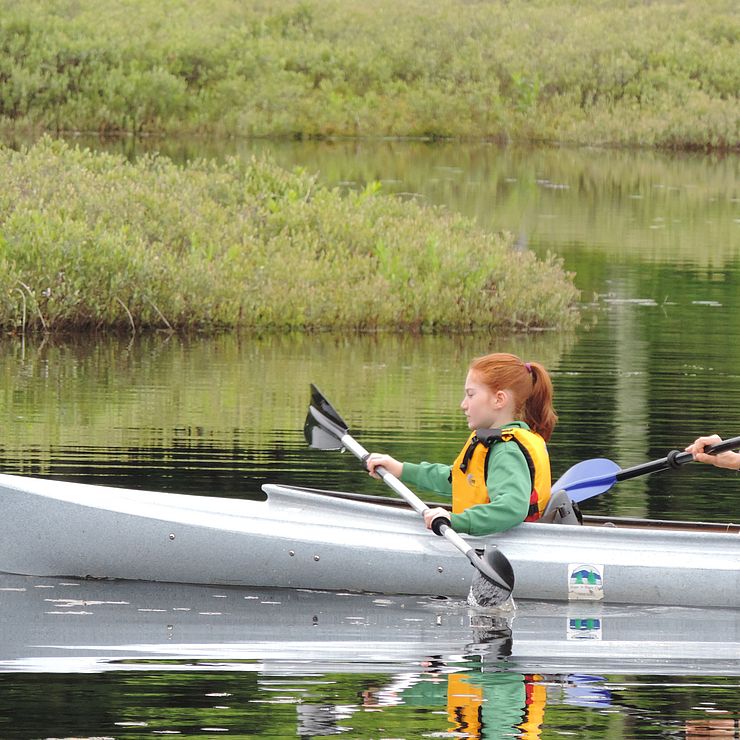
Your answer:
458,428 -> 504,473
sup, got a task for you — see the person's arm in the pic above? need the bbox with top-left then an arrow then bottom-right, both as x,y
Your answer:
366,454 -> 452,496
451,443 -> 531,536
400,461 -> 453,496
685,435 -> 740,470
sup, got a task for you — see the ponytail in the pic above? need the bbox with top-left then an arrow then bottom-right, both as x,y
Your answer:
468,353 -> 558,442
522,360 -> 557,442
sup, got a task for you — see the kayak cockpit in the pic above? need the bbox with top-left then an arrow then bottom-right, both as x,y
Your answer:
280,484 -> 739,536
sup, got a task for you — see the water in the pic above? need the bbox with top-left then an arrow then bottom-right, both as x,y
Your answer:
0,140 -> 738,737
1,574 -> 738,738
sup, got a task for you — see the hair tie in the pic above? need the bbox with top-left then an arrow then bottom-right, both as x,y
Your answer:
524,362 -> 532,374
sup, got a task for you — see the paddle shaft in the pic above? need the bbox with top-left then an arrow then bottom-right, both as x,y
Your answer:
335,430 -> 514,592
339,432 -> 456,534
615,435 -> 740,482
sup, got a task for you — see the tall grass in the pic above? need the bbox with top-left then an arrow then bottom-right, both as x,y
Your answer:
0,0 -> 736,150
0,138 -> 579,334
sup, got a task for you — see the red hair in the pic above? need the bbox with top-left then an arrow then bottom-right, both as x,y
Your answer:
468,352 -> 557,442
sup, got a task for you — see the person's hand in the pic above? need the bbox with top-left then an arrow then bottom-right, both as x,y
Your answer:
685,435 -> 740,470
365,453 -> 402,479
423,506 -> 451,532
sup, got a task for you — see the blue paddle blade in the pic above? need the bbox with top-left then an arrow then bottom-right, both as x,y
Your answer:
551,458 -> 622,503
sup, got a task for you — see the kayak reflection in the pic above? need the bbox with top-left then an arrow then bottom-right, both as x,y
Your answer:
1,573 -> 738,675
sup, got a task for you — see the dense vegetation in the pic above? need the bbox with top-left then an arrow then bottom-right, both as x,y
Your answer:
0,139 -> 578,333
0,0 -> 737,150
3,0 -> 730,332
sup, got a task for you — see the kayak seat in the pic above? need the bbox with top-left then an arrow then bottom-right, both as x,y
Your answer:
539,489 -> 582,525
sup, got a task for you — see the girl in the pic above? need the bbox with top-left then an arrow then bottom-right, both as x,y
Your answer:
365,352 -> 557,536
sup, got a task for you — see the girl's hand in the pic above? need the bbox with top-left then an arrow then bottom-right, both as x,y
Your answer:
423,506 -> 451,532
365,453 -> 402,479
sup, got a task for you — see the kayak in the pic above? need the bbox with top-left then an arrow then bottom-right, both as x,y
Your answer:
0,472 -> 737,608
1,572 -> 738,676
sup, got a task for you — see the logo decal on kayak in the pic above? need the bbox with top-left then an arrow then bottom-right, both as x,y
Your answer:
568,563 -> 604,600
567,617 -> 602,640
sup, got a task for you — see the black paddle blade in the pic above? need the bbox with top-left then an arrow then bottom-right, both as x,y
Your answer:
309,384 -> 349,431
468,548 -> 516,609
468,615 -> 514,652
304,409 -> 343,450
303,384 -> 351,450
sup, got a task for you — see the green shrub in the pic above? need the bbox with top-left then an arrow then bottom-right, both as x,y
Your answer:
0,0 -> 736,149
0,138 -> 579,333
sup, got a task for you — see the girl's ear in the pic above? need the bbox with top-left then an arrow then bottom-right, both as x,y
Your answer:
494,389 -> 509,408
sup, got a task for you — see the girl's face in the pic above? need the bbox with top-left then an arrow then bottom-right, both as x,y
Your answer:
461,370 -> 510,430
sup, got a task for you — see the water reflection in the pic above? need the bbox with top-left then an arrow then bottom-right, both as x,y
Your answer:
0,331 -> 574,496
48,136 -> 740,272
353,670 -> 612,739
3,574 -> 738,671
3,665 -> 736,739
1,326 -> 739,521
1,574 -> 738,738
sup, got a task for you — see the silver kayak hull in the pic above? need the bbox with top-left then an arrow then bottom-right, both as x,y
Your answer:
0,474 -> 737,607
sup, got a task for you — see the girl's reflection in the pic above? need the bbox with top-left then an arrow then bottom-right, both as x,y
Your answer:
299,619 -> 612,739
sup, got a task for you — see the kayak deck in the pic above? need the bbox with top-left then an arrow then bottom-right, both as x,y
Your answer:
295,485 -> 740,535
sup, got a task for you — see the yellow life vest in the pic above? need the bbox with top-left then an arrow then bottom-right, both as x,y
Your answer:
450,427 -> 551,520
520,677 -> 547,738
447,673 -> 546,739
447,673 -> 484,737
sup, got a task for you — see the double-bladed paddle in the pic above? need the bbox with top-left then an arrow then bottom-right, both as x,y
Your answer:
552,436 -> 740,503
303,384 -> 515,605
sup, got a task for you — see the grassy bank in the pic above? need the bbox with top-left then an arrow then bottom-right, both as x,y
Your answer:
0,0 -> 737,150
0,139 -> 579,334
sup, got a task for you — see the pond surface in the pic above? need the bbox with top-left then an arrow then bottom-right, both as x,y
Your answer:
0,139 -> 738,737
1,573 -> 738,739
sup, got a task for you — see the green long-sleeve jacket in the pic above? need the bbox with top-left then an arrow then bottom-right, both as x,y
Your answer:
399,421 -> 532,536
